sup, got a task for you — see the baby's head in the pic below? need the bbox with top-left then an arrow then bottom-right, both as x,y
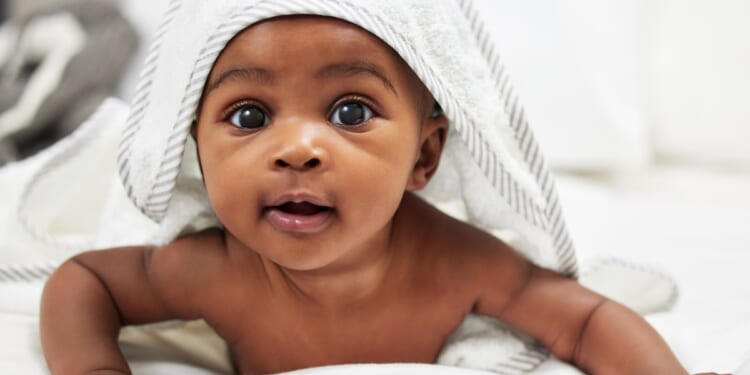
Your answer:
192,16 -> 447,270
115,1 -> 574,275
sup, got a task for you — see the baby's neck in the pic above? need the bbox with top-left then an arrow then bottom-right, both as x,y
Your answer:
274,240 -> 397,312
234,222 -> 408,313
272,195 -> 426,311
223,193 -> 427,312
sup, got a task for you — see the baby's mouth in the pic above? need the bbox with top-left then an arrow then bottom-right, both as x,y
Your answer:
264,201 -> 334,234
274,201 -> 331,216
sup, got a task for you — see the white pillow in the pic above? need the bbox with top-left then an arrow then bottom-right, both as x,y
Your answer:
648,0 -> 750,168
473,0 -> 651,172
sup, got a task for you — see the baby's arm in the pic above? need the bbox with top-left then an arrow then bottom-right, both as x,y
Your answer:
40,239 -> 209,374
473,249 -> 687,374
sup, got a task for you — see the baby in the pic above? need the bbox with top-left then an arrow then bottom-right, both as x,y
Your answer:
40,14 -> 706,375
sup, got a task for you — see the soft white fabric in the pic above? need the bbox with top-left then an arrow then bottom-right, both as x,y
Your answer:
578,258 -> 677,315
557,166 -> 750,374
0,99 -> 162,265
116,0 -> 578,276
116,0 -> 170,100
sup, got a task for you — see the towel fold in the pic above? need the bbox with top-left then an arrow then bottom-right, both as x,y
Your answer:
117,0 -> 578,277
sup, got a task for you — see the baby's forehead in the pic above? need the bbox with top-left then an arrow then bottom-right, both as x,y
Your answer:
225,16 -> 392,56
205,15 -> 426,96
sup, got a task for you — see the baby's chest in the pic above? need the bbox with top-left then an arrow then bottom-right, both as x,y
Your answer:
212,299 -> 470,374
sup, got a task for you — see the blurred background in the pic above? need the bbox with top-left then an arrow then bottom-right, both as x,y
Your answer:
1,0 -> 748,173
476,0 -> 750,173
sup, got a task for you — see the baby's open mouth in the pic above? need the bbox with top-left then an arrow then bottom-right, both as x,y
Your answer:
273,201 -> 332,216
264,200 -> 334,234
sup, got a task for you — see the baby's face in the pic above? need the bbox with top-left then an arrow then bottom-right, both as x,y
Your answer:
195,16 -> 442,271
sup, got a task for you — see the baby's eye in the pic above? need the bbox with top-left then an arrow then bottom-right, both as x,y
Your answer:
329,101 -> 374,126
228,105 -> 269,130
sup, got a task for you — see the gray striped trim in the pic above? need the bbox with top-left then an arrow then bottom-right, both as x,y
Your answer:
16,101 -> 125,250
457,0 -> 578,276
118,0 -> 184,211
118,0 -> 576,275
581,258 -> 679,314
492,335 -> 549,374
121,1 -> 546,227
446,336 -> 548,375
0,263 -> 58,283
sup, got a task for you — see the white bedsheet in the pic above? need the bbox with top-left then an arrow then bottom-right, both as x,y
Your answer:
1,164 -> 749,374
557,165 -> 750,374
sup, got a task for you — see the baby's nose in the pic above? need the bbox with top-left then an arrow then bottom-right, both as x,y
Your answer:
274,155 -> 321,170
270,123 -> 329,172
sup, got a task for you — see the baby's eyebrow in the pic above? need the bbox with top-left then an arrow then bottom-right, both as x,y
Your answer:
204,61 -> 397,96
316,61 -> 398,96
205,66 -> 275,94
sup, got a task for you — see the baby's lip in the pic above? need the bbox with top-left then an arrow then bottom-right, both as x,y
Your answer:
266,192 -> 333,209
264,191 -> 335,234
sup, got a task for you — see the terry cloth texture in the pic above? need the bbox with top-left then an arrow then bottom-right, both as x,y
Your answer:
118,0 -> 578,277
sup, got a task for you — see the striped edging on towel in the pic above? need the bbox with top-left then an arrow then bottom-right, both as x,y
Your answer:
118,0 -> 184,212
117,0 -> 576,276
0,263 -> 58,283
457,0 -> 577,276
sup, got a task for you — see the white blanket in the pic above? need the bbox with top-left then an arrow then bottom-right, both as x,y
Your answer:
557,169 -> 750,374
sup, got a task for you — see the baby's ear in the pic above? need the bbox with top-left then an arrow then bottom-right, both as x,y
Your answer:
406,107 -> 448,191
190,118 -> 198,139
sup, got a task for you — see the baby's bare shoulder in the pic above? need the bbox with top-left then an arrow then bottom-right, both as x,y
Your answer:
154,227 -> 228,265
150,227 -> 237,283
146,228 -> 236,312
404,196 -> 523,261
434,218 -> 531,291
402,195 -> 532,299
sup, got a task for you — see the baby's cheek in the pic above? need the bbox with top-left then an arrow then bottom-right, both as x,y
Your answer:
203,169 -> 251,225
343,162 -> 408,218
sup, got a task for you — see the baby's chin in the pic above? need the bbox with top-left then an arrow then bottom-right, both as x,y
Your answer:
253,236 -> 388,275
232,231 -> 347,271
262,251 -> 357,275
